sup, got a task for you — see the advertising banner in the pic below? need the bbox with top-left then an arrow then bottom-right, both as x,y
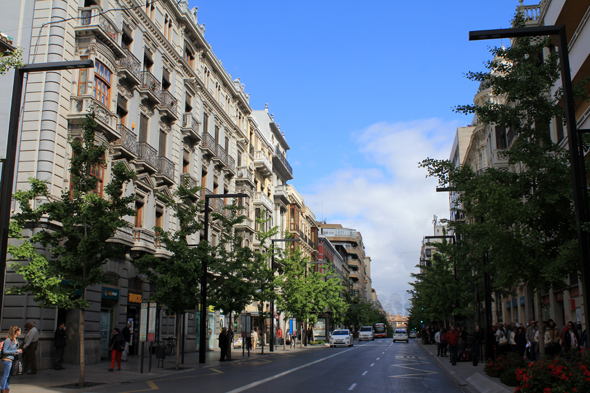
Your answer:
148,302 -> 157,342
313,318 -> 326,339
139,303 -> 148,342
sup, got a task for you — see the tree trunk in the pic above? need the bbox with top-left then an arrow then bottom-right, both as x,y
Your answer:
79,307 -> 85,388
175,313 -> 181,370
536,291 -> 545,357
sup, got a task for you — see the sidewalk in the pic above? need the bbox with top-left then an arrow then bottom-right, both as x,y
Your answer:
10,343 -> 327,393
419,343 -> 514,393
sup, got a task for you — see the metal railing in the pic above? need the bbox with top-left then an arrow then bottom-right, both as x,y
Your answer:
115,125 -> 138,156
182,113 -> 200,136
254,150 -> 272,169
201,133 -> 217,155
140,71 -> 161,95
159,90 -> 178,116
254,191 -> 273,209
157,156 -> 175,181
137,142 -> 158,169
227,156 -> 236,174
217,145 -> 228,166
117,49 -> 141,81
236,166 -> 254,183
201,188 -> 214,209
274,146 -> 293,175
79,6 -> 119,42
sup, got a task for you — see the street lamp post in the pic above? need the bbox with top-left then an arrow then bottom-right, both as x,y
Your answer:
270,238 -> 299,352
199,193 -> 248,364
0,60 -> 94,325
469,24 -> 590,348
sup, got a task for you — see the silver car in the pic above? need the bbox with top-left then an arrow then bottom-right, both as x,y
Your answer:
329,329 -> 353,347
393,328 -> 409,343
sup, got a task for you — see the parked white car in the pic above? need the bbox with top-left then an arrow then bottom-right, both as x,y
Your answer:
329,329 -> 353,347
358,326 -> 374,341
393,328 -> 409,343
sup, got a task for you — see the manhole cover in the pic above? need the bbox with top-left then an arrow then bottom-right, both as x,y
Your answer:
54,382 -> 106,389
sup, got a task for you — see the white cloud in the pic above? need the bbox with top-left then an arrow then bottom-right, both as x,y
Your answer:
301,119 -> 459,304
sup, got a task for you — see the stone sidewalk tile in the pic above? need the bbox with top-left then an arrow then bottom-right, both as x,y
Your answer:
419,342 -> 514,393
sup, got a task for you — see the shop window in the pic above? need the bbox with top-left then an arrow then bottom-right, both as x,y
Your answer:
93,61 -> 112,108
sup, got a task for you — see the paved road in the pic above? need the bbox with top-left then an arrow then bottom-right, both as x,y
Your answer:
90,339 -> 464,393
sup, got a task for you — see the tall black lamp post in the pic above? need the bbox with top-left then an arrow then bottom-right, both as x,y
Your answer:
269,238 -> 299,352
469,24 -> 590,348
0,59 -> 94,325
199,193 -> 248,364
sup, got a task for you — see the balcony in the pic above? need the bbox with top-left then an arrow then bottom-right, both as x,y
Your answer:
214,145 -> 228,167
117,49 -> 141,85
253,191 -> 274,212
135,142 -> 158,174
156,156 -> 175,185
253,150 -> 272,177
226,156 -> 236,176
113,124 -> 138,159
235,216 -> 255,233
138,71 -> 161,105
201,188 -> 215,211
273,184 -> 289,205
235,166 -> 255,187
68,96 -> 118,141
131,227 -> 156,253
181,113 -> 201,144
349,271 -> 360,281
273,146 -> 293,180
75,6 -> 125,58
159,90 -> 178,121
491,149 -> 509,169
201,133 -> 217,157
107,227 -> 134,247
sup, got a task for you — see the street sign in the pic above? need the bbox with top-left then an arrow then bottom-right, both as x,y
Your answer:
140,303 -> 148,342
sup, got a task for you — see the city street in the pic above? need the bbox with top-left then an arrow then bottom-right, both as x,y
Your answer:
90,340 -> 464,393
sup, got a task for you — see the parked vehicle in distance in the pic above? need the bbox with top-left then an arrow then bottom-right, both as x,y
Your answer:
329,329 -> 353,347
359,326 -> 374,341
409,330 -> 417,338
393,328 -> 409,343
374,323 -> 387,338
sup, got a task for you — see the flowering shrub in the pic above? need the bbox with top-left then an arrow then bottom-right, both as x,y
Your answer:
515,349 -> 590,393
484,352 -> 527,378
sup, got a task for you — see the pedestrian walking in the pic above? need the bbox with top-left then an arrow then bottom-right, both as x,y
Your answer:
435,329 -> 442,356
277,327 -> 283,346
251,328 -> 258,351
22,322 -> 38,375
54,322 -> 67,370
108,328 -> 125,371
218,327 -> 229,361
440,328 -> 448,356
121,322 -> 131,362
2,326 -> 23,393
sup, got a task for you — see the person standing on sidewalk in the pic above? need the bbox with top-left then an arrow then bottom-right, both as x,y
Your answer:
121,322 -> 131,362
22,322 -> 38,375
251,328 -> 258,351
472,325 -> 483,362
54,322 -> 67,370
277,326 -> 283,346
440,328 -> 448,356
2,326 -> 23,393
108,328 -> 125,371
525,320 -> 538,361
435,329 -> 442,356
218,327 -> 229,361
446,326 -> 460,365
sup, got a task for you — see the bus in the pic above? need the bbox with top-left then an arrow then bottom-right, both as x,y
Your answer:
374,323 -> 387,338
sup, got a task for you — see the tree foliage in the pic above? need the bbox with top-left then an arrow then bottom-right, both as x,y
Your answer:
9,111 -> 136,386
0,47 -> 24,76
135,178 -> 204,369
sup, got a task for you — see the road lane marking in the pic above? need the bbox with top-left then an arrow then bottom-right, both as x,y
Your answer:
370,363 -> 375,367
382,352 -> 385,354
362,371 -> 367,376
376,357 -> 380,360
348,383 -> 357,390
226,348 -> 355,393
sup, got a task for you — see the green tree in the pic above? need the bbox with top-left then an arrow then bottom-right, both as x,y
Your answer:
208,202 -> 258,360
420,13 -> 590,354
135,179 -> 204,369
9,112 -> 136,387
0,47 -> 24,75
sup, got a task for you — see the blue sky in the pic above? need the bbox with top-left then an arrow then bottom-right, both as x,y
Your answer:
189,0 -> 529,307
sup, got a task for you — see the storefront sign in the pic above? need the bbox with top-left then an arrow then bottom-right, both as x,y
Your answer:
129,293 -> 142,303
139,303 -> 148,342
102,287 -> 119,300
148,302 -> 157,342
